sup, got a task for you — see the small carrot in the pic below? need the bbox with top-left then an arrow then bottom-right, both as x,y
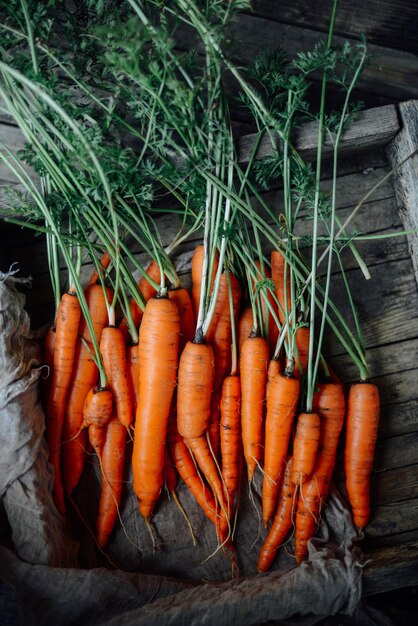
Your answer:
46,290 -> 81,514
258,457 -> 296,572
86,250 -> 112,287
262,372 -> 300,526
271,249 -> 291,326
237,306 -> 254,355
96,415 -> 126,547
345,382 -> 380,529
291,412 -> 321,485
239,334 -> 269,481
82,386 -> 113,429
119,259 -> 161,343
220,374 -> 241,518
132,296 -> 180,519
100,326 -> 132,428
252,260 -> 279,356
293,326 -> 310,378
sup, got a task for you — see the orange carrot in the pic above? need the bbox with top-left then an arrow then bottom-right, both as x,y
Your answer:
191,245 -> 219,321
345,382 -> 380,529
293,326 -> 310,377
177,340 -> 228,514
262,372 -> 300,525
89,424 -> 107,458
271,249 -> 291,326
258,457 -> 297,572
294,382 -> 345,563
62,284 -> 110,495
46,290 -> 81,514
119,259 -> 161,343
96,415 -> 126,547
168,287 -> 196,354
100,326 -> 133,428
291,412 -> 321,485
126,342 -> 140,418
132,296 -> 180,518
220,374 -> 241,517
239,334 -> 269,480
82,386 -> 113,429
237,306 -> 254,354
163,445 -> 177,493
266,357 -> 281,395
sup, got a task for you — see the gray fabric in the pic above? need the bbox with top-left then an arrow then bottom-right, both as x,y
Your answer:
0,267 -> 374,626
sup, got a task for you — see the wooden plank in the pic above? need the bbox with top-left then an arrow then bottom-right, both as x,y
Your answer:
374,433 -> 418,472
372,464 -> 418,506
366,500 -> 418,539
379,400 -> 418,438
387,100 -> 418,288
238,105 -> 399,164
247,0 -> 418,55
363,542 -> 418,595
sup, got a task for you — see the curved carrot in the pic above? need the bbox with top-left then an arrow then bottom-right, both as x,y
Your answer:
271,249 -> 291,326
294,382 -> 345,563
96,416 -> 126,547
262,372 -> 300,525
100,326 -> 133,429
46,290 -> 81,514
291,412 -> 321,485
62,284 -> 110,495
345,382 -> 380,529
239,334 -> 269,480
266,357 -> 281,395
168,287 -> 196,354
258,456 -> 296,572
220,374 -> 241,518
177,340 -> 228,514
82,386 -> 113,428
132,296 -> 180,518
119,259 -> 161,343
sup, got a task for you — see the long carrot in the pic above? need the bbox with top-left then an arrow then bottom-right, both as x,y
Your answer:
168,286 -> 196,354
293,325 -> 310,378
294,382 -> 346,563
177,340 -> 228,515
345,382 -> 380,529
253,260 -> 279,356
291,412 -> 321,485
262,372 -> 300,525
237,306 -> 254,355
271,249 -> 291,326
239,334 -> 269,480
86,250 -> 112,287
126,342 -> 140,418
191,244 -> 219,320
100,326 -> 133,428
96,415 -> 126,547
132,296 -> 180,519
62,284 -> 110,495
220,374 -> 241,518
46,290 -> 81,514
258,457 -> 296,572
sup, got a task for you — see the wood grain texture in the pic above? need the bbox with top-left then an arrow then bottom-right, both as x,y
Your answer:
364,541 -> 418,594
387,100 -> 418,287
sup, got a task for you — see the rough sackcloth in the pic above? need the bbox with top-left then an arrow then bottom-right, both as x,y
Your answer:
0,269 -> 390,626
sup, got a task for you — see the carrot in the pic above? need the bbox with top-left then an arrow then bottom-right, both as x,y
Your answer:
163,445 -> 177,493
46,290 -> 81,514
168,287 -> 196,354
62,284 -> 110,495
271,249 -> 291,326
132,296 -> 180,518
294,382 -> 345,563
266,357 -> 281,395
119,259 -> 161,343
220,374 -> 241,518
177,340 -> 228,514
40,325 -> 56,410
89,424 -> 107,458
86,250 -> 112,287
206,273 -> 241,457
96,415 -> 126,547
291,412 -> 321,485
126,342 -> 140,417
239,334 -> 269,480
237,305 -> 254,354
82,386 -> 113,429
191,244 -> 219,321
100,326 -> 133,428
262,372 -> 300,525
258,457 -> 297,572
345,382 -> 380,529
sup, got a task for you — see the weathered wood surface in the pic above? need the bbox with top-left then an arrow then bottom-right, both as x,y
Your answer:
364,542 -> 418,595
387,100 -> 418,287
